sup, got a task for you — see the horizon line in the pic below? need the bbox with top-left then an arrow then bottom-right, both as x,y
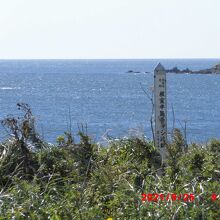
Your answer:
0,58 -> 220,60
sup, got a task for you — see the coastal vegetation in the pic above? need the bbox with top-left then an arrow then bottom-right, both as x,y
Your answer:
0,103 -> 219,219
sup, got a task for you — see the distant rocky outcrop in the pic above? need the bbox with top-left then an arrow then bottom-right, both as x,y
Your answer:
166,67 -> 192,74
166,63 -> 220,74
126,63 -> 220,75
197,63 -> 220,74
126,70 -> 151,74
126,70 -> 141,73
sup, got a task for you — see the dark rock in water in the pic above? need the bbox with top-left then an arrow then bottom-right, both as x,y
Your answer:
166,63 -> 220,74
166,66 -> 192,73
194,63 -> 220,74
129,63 -> 220,75
181,68 -> 193,73
212,63 -> 220,73
126,70 -> 141,73
167,66 -> 181,73
194,69 -> 213,74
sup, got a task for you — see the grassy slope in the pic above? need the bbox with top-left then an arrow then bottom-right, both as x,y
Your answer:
0,132 -> 220,220
0,104 -> 219,219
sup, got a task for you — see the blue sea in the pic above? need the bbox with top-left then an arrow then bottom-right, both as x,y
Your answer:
0,59 -> 220,144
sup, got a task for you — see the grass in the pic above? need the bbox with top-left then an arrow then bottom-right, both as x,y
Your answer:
0,104 -> 219,219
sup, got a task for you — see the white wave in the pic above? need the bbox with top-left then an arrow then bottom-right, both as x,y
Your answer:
0,87 -> 21,90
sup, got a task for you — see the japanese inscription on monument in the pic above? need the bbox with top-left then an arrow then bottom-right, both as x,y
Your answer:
154,63 -> 167,148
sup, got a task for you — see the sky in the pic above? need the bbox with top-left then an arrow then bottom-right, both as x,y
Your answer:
0,0 -> 219,59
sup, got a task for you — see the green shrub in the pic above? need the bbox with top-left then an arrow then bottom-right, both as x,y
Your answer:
0,106 -> 219,219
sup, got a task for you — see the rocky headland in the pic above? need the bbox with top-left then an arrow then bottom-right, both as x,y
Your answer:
126,63 -> 220,74
166,63 -> 220,74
